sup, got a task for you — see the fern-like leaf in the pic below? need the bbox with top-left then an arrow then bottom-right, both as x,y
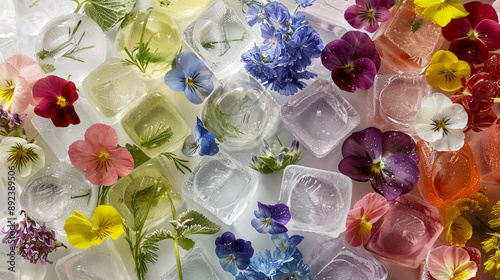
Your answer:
178,210 -> 221,236
140,123 -> 173,149
139,229 -> 175,265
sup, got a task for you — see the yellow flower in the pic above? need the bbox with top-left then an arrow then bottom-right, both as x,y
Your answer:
456,190 -> 488,215
426,50 -> 471,92
442,206 -> 472,247
485,250 -> 500,278
492,201 -> 500,217
414,0 -> 468,27
483,236 -> 500,253
64,205 -> 124,249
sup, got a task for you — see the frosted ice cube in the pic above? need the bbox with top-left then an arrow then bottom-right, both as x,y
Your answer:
82,57 -> 146,124
182,151 -> 259,225
280,165 -> 352,238
13,0 -> 75,37
55,240 -> 131,280
20,162 -> 93,232
35,13 -> 106,83
183,0 -> 257,79
0,0 -> 19,63
281,79 -> 360,158
304,0 -> 356,21
309,237 -> 388,280
161,246 -> 223,280
31,98 -> 101,161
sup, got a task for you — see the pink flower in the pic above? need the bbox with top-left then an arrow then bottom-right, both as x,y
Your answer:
0,55 -> 44,113
68,124 -> 134,186
33,75 -> 80,127
427,245 -> 478,280
345,193 -> 390,247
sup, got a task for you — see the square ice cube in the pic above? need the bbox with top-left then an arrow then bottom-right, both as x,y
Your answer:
161,246 -> 223,280
182,151 -> 259,225
183,0 -> 257,79
309,237 -> 388,280
304,0 -> 356,21
31,97 -> 101,161
367,74 -> 431,136
279,165 -> 352,238
280,79 -> 360,158
82,57 -> 146,124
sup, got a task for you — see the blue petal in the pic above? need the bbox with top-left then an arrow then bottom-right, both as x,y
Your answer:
215,244 -> 232,259
289,235 -> 304,247
187,56 -> 209,78
219,256 -> 238,276
164,69 -> 187,92
198,133 -> 219,156
172,51 -> 199,74
195,77 -> 214,97
185,84 -> 204,104
251,218 -> 269,233
268,220 -> 287,234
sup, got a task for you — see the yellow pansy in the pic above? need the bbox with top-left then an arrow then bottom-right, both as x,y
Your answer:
64,205 -> 124,249
442,206 -> 472,247
414,0 -> 468,27
426,50 -> 471,92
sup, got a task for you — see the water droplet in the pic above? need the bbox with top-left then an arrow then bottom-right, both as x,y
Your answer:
317,109 -> 322,117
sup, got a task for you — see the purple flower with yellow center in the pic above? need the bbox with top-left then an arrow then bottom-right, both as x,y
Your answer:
215,232 -> 254,276
321,31 -> 380,92
344,0 -> 394,32
338,127 -> 420,201
251,202 -> 291,234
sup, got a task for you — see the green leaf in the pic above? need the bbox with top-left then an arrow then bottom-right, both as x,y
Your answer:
177,236 -> 195,251
137,229 -> 175,271
40,63 -> 55,74
84,0 -> 136,32
140,123 -> 173,150
160,152 -> 192,174
412,19 -> 424,33
120,143 -> 151,168
178,210 -> 221,236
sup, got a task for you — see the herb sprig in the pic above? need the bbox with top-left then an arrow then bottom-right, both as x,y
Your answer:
140,122 -> 173,150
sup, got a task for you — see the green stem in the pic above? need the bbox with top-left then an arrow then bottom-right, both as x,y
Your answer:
72,0 -> 87,13
476,215 -> 495,232
71,192 -> 90,199
96,185 -> 111,207
293,4 -> 300,14
493,98 -> 500,103
174,238 -> 183,280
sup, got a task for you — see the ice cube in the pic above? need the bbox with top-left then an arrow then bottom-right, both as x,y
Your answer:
161,246 -> 223,280
0,0 -> 19,63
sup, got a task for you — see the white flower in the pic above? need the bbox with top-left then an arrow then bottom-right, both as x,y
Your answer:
415,93 -> 468,151
0,137 -> 45,178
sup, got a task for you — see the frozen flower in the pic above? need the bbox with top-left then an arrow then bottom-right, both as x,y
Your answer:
215,232 -> 254,276
442,206 -> 472,247
181,117 -> 218,157
164,52 -> 214,105
414,0 -> 469,27
249,250 -> 282,277
246,4 -> 265,26
345,193 -> 390,247
0,54 -> 44,114
339,127 -> 420,200
251,202 -> 291,234
250,138 -> 301,174
427,245 -> 478,280
236,270 -> 269,280
0,137 -> 45,178
426,50 -> 471,92
344,0 -> 394,33
321,31 -> 380,92
415,93 -> 468,151
485,250 -> 500,278
32,75 -> 80,127
273,258 -> 313,280
271,233 -> 303,263
295,0 -> 315,8
442,2 -> 500,64
68,123 -> 134,186
2,211 -> 65,265
64,205 -> 124,249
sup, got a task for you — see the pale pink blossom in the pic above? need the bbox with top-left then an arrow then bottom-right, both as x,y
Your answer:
427,245 -> 478,280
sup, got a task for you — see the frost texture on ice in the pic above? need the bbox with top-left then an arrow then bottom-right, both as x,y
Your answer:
162,246 -> 223,280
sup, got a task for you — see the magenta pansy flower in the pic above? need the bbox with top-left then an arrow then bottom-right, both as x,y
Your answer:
344,0 -> 394,33
339,127 -> 419,201
32,75 -> 80,127
68,124 -> 134,186
321,31 -> 380,92
442,2 -> 500,64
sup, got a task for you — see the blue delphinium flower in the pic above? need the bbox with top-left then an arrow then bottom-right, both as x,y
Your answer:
164,52 -> 214,104
236,269 -> 270,280
251,202 -> 291,234
246,4 -> 264,26
215,232 -> 254,276
182,117 -> 219,157
273,258 -> 314,280
295,0 -> 316,8
249,250 -> 282,277
271,233 -> 304,263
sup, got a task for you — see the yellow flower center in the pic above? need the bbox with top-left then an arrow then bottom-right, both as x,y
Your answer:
186,77 -> 195,86
371,160 -> 385,174
94,219 -> 113,240
344,64 -> 353,73
367,9 -> 375,19
265,218 -> 271,225
56,96 -> 68,107
0,81 -> 16,109
96,150 -> 110,170
7,142 -> 39,171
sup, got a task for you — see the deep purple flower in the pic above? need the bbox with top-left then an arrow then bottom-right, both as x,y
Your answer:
338,127 -> 420,201
344,0 -> 394,33
215,232 -> 254,276
251,202 -> 291,234
321,31 -> 380,92
1,211 -> 65,265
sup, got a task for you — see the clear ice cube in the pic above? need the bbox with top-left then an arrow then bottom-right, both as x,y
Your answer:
161,246 -> 222,280
35,13 -> 107,83
183,0 -> 257,79
82,57 -> 146,124
20,162 -> 93,232
309,237 -> 388,280
0,0 -> 19,63
304,0 -> 356,22
182,151 -> 259,225
280,165 -> 352,238
281,79 -> 360,158
31,98 -> 101,161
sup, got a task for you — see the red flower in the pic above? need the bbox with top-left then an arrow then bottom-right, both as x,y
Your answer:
32,75 -> 80,127
442,2 -> 500,64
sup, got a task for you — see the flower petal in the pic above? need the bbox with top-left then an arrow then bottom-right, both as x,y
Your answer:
341,127 -> 383,159
352,192 -> 390,219
476,19 -> 500,51
10,76 -> 32,114
164,68 -> 187,92
270,203 -> 291,225
321,39 -> 354,71
32,75 -> 66,101
381,130 -> 419,164
5,54 -> 44,88
107,148 -> 134,177
85,159 -> 118,186
171,51 -> 199,74
464,1 -> 498,27
338,155 -> 374,182
84,123 -> 118,151
372,154 -> 420,200
429,128 -> 465,151
341,31 -> 381,70
442,18 -> 471,42
68,140 -> 96,171
92,205 -> 124,241
440,103 -> 468,130
352,58 -> 377,90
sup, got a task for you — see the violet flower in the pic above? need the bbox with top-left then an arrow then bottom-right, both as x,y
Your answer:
344,0 -> 394,33
251,202 -> 291,234
338,127 -> 420,201
215,232 -> 254,276
1,211 -> 65,265
321,31 -> 380,92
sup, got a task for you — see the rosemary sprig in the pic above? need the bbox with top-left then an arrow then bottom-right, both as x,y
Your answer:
140,122 -> 173,150
160,152 -> 192,174
201,35 -> 246,49
205,101 -> 244,143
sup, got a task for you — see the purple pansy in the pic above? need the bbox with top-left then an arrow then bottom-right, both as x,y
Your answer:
215,232 -> 254,276
344,0 -> 394,33
338,127 -> 420,201
321,31 -> 380,92
251,202 -> 291,234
